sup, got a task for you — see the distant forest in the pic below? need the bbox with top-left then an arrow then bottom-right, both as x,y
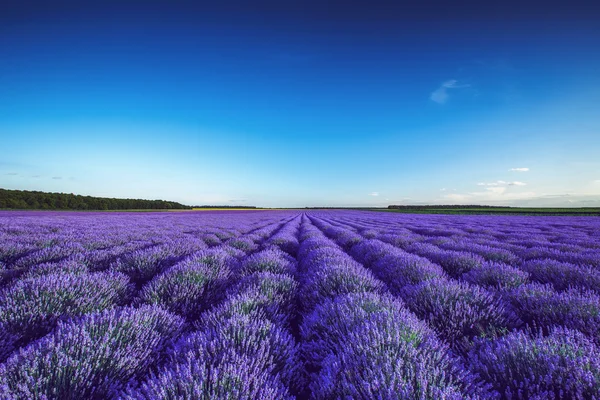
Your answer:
0,188 -> 191,210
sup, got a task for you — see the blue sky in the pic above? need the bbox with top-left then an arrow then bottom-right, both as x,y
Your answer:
1,1 -> 599,207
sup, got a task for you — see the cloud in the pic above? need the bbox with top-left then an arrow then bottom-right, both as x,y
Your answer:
5,172 -> 18,176
477,180 -> 526,187
52,176 -> 62,180
430,79 -> 470,104
228,199 -> 247,203
440,188 -> 447,191
369,192 -> 380,197
509,167 -> 529,172
477,181 -> 506,186
486,187 -> 506,194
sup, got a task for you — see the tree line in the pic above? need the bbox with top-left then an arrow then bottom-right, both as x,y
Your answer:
0,188 -> 191,210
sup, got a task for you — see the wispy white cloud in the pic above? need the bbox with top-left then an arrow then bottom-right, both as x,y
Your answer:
486,187 -> 506,194
478,181 -> 506,186
369,192 -> 380,197
478,180 -> 526,187
509,167 -> 529,172
440,188 -> 447,191
430,80 -> 470,104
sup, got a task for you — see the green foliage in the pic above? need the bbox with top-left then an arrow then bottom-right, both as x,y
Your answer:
0,188 -> 191,211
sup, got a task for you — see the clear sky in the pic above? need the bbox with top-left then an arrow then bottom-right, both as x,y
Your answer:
1,0 -> 599,207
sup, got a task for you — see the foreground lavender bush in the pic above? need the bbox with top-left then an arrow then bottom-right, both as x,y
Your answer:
227,271 -> 298,316
12,242 -> 85,270
301,292 -> 406,368
239,248 -> 296,276
349,239 -> 398,266
225,236 -> 258,253
401,278 -> 518,350
461,261 -> 530,290
300,259 -> 386,311
199,289 -> 289,329
110,245 -> 178,284
506,283 -> 600,338
297,237 -> 338,260
22,257 -> 89,279
469,327 -> 600,399
121,354 -> 293,400
0,241 -> 34,266
371,251 -> 447,292
170,312 -> 301,390
0,305 -> 184,400
298,245 -> 348,270
265,220 -> 300,256
312,314 -> 490,399
0,271 -> 131,343
520,258 -> 600,293
406,242 -> 485,277
139,253 -> 232,320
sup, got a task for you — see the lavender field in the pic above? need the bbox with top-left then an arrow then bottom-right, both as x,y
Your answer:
0,210 -> 599,399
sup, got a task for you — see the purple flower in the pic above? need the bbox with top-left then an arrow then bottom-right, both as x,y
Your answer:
227,271 -> 298,316
170,312 -> 302,390
469,327 -> 600,399
401,278 -> 519,351
520,258 -> 600,293
506,283 -> 600,338
461,261 -> 530,290
239,248 -> 297,276
139,255 -> 232,320
0,305 -> 184,399
312,314 -> 492,399
301,292 -> 406,368
121,354 -> 294,399
0,270 -> 132,344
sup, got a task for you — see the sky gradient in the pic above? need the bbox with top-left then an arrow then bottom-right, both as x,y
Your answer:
1,1 -> 599,207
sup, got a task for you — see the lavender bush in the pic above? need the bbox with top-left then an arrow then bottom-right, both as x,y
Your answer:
0,305 -> 184,399
121,354 -> 294,400
1,209 -> 598,398
0,270 -> 132,344
401,278 -> 518,350
469,327 -> 600,399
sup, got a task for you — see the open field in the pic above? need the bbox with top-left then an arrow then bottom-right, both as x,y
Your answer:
0,210 -> 599,398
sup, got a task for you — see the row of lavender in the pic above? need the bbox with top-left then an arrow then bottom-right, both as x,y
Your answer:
0,210 -> 599,399
0,211 -> 304,398
311,211 -> 600,399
